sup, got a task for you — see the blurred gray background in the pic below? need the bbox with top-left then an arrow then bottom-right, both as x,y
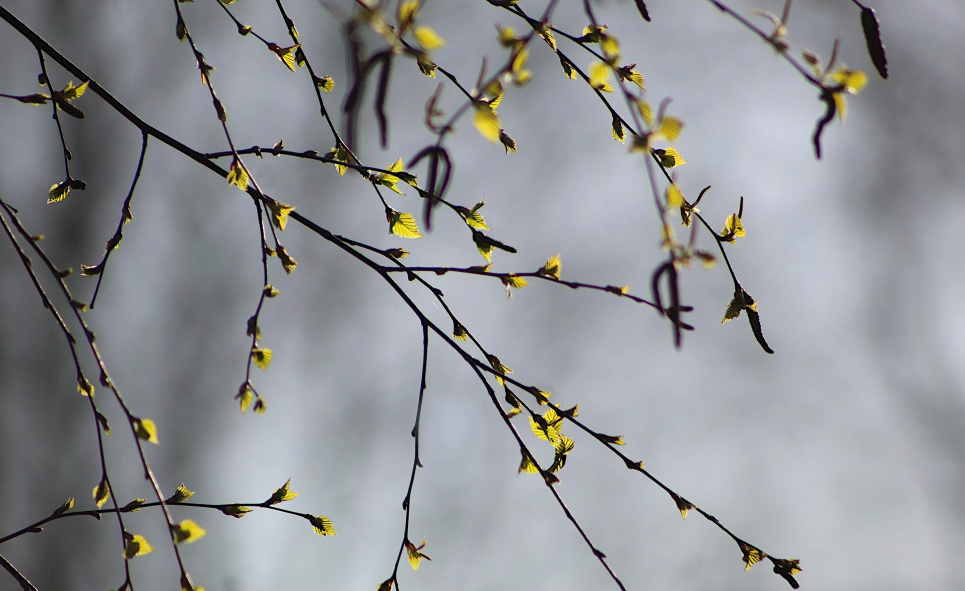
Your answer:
1,1 -> 962,590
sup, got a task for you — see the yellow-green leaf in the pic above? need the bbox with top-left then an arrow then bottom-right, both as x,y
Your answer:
48,181 -> 70,204
226,158 -> 249,192
399,0 -> 420,28
414,26 -> 445,51
588,61 -> 610,91
473,104 -> 501,143
452,323 -> 468,340
518,452 -> 539,474
123,534 -> 153,559
267,478 -> 299,505
252,347 -> 272,371
328,146 -> 350,175
721,213 -> 745,241
657,116 -> 684,141
722,294 -> 743,324
316,75 -> 335,92
168,483 -> 195,504
77,375 -> 94,397
405,538 -> 430,571
666,184 -> 684,209
276,245 -> 297,274
503,275 -> 528,288
220,505 -> 253,518
738,541 -> 766,571
268,201 -> 295,231
52,497 -> 75,516
270,43 -> 301,72
173,519 -> 207,544
310,515 -> 336,536
388,211 -> 423,238
134,417 -> 159,444
93,478 -> 110,508
670,491 -> 694,520
537,254 -> 561,279
655,147 -> 687,168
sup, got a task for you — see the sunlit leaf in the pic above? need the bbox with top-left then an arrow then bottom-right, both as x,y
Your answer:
414,26 -> 444,50
123,534 -> 153,559
720,213 -> 745,242
276,245 -> 297,274
388,210 -> 423,238
309,515 -> 336,535
738,541 -> 766,571
503,274 -> 528,288
173,519 -> 207,544
167,483 -> 195,504
77,375 -> 94,397
657,116 -> 683,141
669,491 -> 694,520
666,184 -> 684,209
473,104 -> 501,143
220,505 -> 253,518
269,43 -> 301,72
134,417 -> 159,444
654,147 -> 687,168
251,347 -> 272,370
267,478 -> 299,505
588,62 -> 611,92
405,538 -> 430,571
268,201 -> 295,231
48,180 -> 70,204
226,158 -> 249,192
93,478 -> 110,508
452,324 -> 468,341
518,451 -> 539,474
537,254 -> 561,279
52,497 -> 75,517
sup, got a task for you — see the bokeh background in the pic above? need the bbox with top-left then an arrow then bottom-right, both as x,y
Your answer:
1,1 -> 962,590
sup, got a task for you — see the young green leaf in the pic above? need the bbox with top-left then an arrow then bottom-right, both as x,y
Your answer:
414,27 -> 445,50
537,254 -> 561,279
473,104 -> 501,143
251,347 -> 272,371
167,483 -> 195,504
266,478 -> 299,505
387,210 -> 423,238
738,541 -> 766,571
226,157 -> 249,192
173,519 -> 207,544
51,497 -> 75,517
268,201 -> 295,231
133,417 -> 159,444
220,505 -> 253,518
123,534 -> 154,559
309,515 -> 336,536
405,538 -> 431,570
93,477 -> 110,508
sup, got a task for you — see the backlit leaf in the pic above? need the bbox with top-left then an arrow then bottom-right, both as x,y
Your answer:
134,417 -> 159,444
388,211 -> 423,238
654,147 -> 687,168
738,541 -> 766,571
666,184 -> 684,209
168,483 -> 195,504
268,201 -> 295,231
173,519 -> 207,544
537,254 -> 561,279
473,104 -> 501,143
669,491 -> 694,519
220,505 -> 253,518
310,515 -> 336,536
276,245 -> 297,274
93,478 -> 110,508
226,158 -> 249,192
123,534 -> 153,559
267,478 -> 299,505
252,347 -> 272,371
414,27 -> 444,51
52,497 -> 75,516
503,274 -> 528,288
48,181 -> 70,204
